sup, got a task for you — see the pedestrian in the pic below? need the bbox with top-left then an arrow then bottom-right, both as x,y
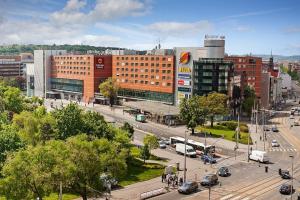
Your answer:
161,173 -> 164,182
179,177 -> 183,185
260,136 -> 262,141
210,132 -> 212,137
250,147 -> 252,152
167,177 -> 170,187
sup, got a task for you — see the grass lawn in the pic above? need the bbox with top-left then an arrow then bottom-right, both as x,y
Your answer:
119,158 -> 164,187
44,193 -> 78,200
197,126 -> 253,145
131,146 -> 168,162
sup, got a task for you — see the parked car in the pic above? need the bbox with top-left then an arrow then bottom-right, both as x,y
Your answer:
161,138 -> 170,145
201,155 -> 217,164
280,170 -> 291,179
290,115 -> 295,119
279,184 -> 293,195
178,181 -> 198,194
218,167 -> 231,177
159,141 -> 167,149
294,120 -> 300,126
200,174 -> 218,186
271,140 -> 280,147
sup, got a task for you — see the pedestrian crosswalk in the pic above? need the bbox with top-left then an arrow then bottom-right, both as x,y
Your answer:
219,194 -> 250,200
268,147 -> 297,152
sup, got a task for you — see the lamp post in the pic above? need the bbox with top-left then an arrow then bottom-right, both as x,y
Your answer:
184,130 -> 188,182
290,155 -> 294,200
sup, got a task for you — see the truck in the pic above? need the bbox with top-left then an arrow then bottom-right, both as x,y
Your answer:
249,150 -> 269,163
175,143 -> 197,157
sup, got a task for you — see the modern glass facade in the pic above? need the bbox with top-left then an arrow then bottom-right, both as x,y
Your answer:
193,58 -> 233,96
50,78 -> 83,93
118,89 -> 174,104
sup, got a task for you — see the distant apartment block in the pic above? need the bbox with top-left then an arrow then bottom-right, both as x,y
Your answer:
0,55 -> 24,77
225,56 -> 262,97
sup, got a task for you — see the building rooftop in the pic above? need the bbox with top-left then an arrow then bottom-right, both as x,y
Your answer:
123,101 -> 179,115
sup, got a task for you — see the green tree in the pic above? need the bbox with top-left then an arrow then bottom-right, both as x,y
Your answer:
179,96 -> 207,134
0,145 -> 58,200
202,92 -> 228,127
3,86 -> 24,113
81,111 -> 111,139
99,78 -> 119,107
140,144 -> 150,163
0,125 -> 24,169
51,103 -> 84,139
120,122 -> 135,139
143,134 -> 158,153
242,86 -> 256,116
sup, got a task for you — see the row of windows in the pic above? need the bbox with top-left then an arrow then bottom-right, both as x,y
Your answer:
56,66 -> 90,70
116,56 -> 172,61
235,64 -> 257,69
116,68 -> 172,73
55,70 -> 90,75
53,62 -> 90,65
117,78 -> 172,86
115,74 -> 172,80
116,62 -> 172,67
54,57 -> 91,60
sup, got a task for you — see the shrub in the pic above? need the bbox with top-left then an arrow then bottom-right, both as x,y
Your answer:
220,121 -> 238,130
240,125 -> 249,133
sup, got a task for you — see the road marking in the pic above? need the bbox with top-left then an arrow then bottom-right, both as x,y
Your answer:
283,149 -> 286,152
231,196 -> 241,200
294,149 -> 297,151
240,198 -> 249,200
220,194 -> 233,200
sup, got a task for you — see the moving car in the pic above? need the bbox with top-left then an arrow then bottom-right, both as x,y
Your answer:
178,181 -> 198,194
201,155 -> 217,164
271,125 -> 279,132
135,114 -> 146,122
175,143 -> 197,157
280,170 -> 291,179
200,174 -> 218,186
159,141 -> 167,149
290,115 -> 295,119
249,150 -> 269,163
294,120 -> 300,126
218,167 -> 231,177
263,126 -> 270,131
279,184 -> 293,195
271,140 -> 280,147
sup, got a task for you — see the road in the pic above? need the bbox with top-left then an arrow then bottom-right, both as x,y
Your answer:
44,97 -> 300,200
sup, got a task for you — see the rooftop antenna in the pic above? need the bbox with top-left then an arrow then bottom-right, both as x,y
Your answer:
158,38 -> 161,49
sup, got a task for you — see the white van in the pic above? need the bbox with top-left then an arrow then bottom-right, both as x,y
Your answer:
175,143 -> 197,157
249,150 -> 269,163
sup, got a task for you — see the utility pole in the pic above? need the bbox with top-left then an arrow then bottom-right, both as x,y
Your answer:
255,102 -> 258,133
290,155 -> 294,200
248,106 -> 252,162
263,108 -> 265,151
184,130 -> 187,182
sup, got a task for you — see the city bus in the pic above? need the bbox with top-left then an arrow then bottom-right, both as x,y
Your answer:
169,136 -> 215,155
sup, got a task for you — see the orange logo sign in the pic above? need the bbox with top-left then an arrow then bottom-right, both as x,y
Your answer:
180,52 -> 190,64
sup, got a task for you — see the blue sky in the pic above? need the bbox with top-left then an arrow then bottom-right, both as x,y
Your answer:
0,0 -> 299,55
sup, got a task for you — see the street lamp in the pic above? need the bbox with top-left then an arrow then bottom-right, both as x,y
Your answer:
184,130 -> 188,182
289,155 -> 294,200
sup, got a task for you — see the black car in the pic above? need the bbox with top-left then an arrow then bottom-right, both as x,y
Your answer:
218,167 -> 231,177
200,174 -> 218,186
280,184 -> 293,195
281,170 -> 291,179
178,181 -> 199,194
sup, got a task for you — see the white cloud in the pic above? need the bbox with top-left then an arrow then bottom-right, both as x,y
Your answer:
64,0 -> 87,11
146,21 -> 213,37
51,0 -> 151,25
235,26 -> 252,32
284,27 -> 300,33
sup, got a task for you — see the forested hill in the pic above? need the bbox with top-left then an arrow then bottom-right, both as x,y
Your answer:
0,44 -> 123,54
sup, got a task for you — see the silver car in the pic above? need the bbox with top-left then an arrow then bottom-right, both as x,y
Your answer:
271,140 -> 280,147
159,141 -> 167,149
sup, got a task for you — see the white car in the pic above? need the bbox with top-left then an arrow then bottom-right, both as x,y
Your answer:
290,115 -> 295,119
271,140 -> 280,147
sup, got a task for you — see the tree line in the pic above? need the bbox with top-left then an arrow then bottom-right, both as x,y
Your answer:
0,80 -> 135,200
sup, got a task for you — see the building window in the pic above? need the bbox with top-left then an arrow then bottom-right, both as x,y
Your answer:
162,57 -> 166,61
156,69 -> 159,73
167,83 -> 171,86
162,64 -> 166,67
151,57 -> 154,61
162,76 -> 166,80
145,81 -> 148,84
145,57 -> 148,61
155,82 -> 159,85
156,57 -> 159,61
